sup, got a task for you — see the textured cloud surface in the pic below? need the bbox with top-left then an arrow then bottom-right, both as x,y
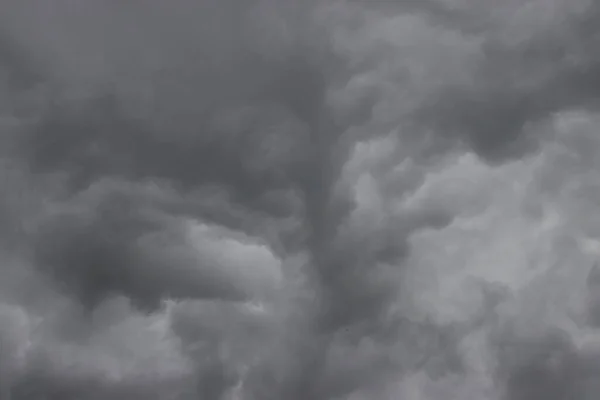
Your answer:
1,0 -> 600,399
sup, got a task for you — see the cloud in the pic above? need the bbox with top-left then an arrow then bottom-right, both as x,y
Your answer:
7,299 -> 195,400
331,0 -> 600,162
1,0 -> 600,399
30,179 -> 283,311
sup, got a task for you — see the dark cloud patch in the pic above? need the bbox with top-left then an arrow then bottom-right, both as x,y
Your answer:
11,362 -> 194,400
1,4 -> 334,396
410,0 -> 600,163
5,0 -> 328,228
416,85 -> 544,162
31,188 -> 178,311
31,180 -> 282,311
19,89 -> 313,209
491,327 -> 583,400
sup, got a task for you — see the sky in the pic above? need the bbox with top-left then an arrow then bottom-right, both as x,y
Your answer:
0,0 -> 600,399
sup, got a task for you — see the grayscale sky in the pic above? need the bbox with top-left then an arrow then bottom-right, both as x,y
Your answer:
0,0 -> 600,399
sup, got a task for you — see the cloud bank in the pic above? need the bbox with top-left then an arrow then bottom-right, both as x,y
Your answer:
1,0 -> 600,399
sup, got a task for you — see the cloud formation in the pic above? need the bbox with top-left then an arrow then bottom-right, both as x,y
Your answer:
1,0 -> 600,399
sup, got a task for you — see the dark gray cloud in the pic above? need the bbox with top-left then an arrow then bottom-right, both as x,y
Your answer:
493,327 -> 577,400
1,0 -> 600,399
30,179 -> 284,311
4,0 -> 322,312
412,1 -> 600,163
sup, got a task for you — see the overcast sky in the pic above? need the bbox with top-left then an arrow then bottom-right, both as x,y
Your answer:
1,0 -> 600,399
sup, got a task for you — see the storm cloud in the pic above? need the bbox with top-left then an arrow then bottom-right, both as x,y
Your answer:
1,0 -> 600,399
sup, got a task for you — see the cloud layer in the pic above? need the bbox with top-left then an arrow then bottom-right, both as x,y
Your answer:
1,0 -> 600,399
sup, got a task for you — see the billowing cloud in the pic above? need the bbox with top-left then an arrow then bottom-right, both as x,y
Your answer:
1,0 -> 600,399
